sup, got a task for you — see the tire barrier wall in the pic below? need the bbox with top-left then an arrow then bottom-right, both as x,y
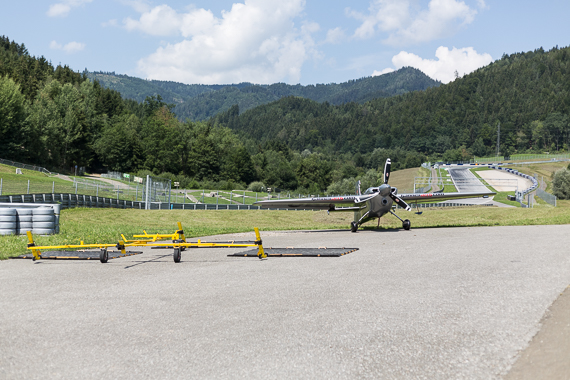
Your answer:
0,204 -> 60,235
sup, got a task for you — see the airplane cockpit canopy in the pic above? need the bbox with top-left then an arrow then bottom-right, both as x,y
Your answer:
363,187 -> 380,195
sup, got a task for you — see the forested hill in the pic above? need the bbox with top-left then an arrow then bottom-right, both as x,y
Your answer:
85,71 -> 232,106
214,46 -> 570,159
88,68 -> 440,121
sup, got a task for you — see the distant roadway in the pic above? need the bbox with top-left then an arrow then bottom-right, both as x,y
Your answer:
443,167 -> 506,206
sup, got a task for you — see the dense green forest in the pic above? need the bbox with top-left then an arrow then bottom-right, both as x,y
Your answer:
2,35 -> 569,195
214,46 -> 570,164
0,36 -> 256,189
88,68 -> 440,121
85,71 -> 230,107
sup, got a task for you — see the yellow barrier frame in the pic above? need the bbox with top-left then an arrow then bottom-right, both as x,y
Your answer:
131,222 -> 186,242
26,223 -> 266,262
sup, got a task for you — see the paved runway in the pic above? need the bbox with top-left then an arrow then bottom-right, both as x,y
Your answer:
1,225 -> 569,379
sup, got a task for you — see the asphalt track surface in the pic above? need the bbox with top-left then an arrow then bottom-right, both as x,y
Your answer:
447,167 -> 491,193
1,225 -> 569,379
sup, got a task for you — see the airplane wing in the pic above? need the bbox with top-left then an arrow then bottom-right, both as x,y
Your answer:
253,194 -> 375,211
399,191 -> 495,202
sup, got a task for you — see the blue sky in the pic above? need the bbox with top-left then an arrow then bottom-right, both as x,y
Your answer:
1,1 -> 569,85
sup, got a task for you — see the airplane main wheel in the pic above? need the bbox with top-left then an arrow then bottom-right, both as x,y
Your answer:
100,248 -> 108,263
173,248 -> 181,263
403,219 -> 411,230
350,221 -> 358,233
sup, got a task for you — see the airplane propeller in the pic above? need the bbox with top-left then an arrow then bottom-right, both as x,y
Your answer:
389,192 -> 411,211
383,158 -> 410,211
383,158 -> 391,184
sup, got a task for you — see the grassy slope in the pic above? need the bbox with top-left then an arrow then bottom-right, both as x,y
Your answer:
1,163 -> 568,260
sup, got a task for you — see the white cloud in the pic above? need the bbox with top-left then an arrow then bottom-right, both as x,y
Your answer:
102,19 -> 118,27
124,4 -> 183,36
372,67 -> 395,76
325,27 -> 346,44
47,0 -> 92,17
477,0 -> 489,10
50,40 -> 86,53
121,0 -> 151,14
129,0 -> 318,84
349,0 -> 477,45
377,46 -> 492,83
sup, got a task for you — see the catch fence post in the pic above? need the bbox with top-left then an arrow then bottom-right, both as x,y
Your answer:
145,175 -> 150,210
0,178 -> 2,195
27,179 -> 30,194
168,180 -> 171,210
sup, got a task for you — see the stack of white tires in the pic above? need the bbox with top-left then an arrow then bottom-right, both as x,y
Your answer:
17,208 -> 34,235
32,208 -> 56,235
0,208 -> 17,235
0,208 -> 56,235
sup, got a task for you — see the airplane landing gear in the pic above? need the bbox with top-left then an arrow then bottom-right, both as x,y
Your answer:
390,210 -> 411,231
350,221 -> 359,233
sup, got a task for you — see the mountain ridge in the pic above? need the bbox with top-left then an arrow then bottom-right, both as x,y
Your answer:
86,67 -> 441,121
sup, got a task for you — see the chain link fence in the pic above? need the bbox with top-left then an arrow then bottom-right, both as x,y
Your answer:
0,158 -> 55,176
534,174 -> 557,207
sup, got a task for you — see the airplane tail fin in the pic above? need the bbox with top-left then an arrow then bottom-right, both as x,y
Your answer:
355,180 -> 361,196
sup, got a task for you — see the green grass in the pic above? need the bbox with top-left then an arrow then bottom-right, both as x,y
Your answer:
2,203 -> 570,260
437,168 -> 457,192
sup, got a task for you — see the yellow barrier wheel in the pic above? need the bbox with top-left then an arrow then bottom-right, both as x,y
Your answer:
173,248 -> 181,263
100,248 -> 108,263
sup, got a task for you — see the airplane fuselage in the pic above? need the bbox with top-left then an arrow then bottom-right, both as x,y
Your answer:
354,184 -> 393,225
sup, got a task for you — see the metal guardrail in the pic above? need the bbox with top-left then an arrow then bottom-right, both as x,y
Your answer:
488,166 -> 539,201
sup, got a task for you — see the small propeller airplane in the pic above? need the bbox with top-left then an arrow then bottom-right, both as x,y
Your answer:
254,159 -> 495,232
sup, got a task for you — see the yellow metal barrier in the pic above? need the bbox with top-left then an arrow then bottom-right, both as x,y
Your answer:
26,223 -> 266,263
131,222 -> 186,242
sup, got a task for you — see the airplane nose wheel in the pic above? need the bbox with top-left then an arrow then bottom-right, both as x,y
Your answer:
403,219 -> 411,230
350,221 -> 359,232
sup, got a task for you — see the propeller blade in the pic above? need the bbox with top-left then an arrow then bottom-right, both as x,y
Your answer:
390,193 -> 411,211
384,158 -> 391,184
